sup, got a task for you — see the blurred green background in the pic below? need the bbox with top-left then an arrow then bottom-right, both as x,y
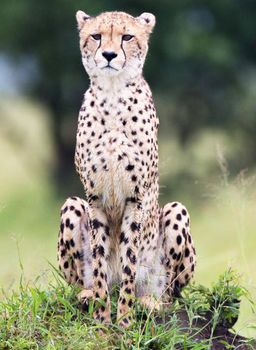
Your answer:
0,0 -> 255,337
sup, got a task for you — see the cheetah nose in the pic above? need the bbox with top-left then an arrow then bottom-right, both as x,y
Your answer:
102,51 -> 117,62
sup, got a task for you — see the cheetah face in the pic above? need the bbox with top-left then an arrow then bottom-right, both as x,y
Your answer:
76,11 -> 155,79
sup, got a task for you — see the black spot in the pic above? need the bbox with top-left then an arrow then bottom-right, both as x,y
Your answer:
173,280 -> 181,297
65,218 -> 70,228
94,268 -> 98,277
169,248 -> 174,255
70,238 -> 75,247
90,101 -> 95,107
120,231 -> 129,244
126,197 -> 136,204
87,121 -> 92,127
172,203 -> 178,208
92,219 -> 101,229
105,226 -> 110,236
60,249 -> 66,257
126,247 -> 136,264
165,210 -> 171,216
65,240 -> 70,250
89,194 -> 99,202
126,164 -> 134,171
132,116 -> 138,122
123,265 -> 132,275
131,175 -> 137,182
92,164 -> 97,173
173,224 -> 179,230
124,287 -> 132,294
130,222 -> 139,232
165,219 -> 170,227
176,214 -> 182,221
60,223 -> 64,233
176,235 -> 182,245
98,245 -> 105,257
75,209 -> 81,217
63,261 -> 69,269
100,99 -> 106,107
180,263 -> 185,272
185,248 -> 190,257
182,209 -> 187,216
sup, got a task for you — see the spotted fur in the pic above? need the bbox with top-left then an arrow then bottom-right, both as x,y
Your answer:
57,10 -> 196,327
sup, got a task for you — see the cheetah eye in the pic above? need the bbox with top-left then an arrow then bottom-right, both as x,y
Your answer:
91,34 -> 101,41
122,34 -> 134,41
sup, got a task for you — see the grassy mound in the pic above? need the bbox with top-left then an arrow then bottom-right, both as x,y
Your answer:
1,269 -> 255,350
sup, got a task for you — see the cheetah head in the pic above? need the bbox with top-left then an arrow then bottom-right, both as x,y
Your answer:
76,11 -> 155,80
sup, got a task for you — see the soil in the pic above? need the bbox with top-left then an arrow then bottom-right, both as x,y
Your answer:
156,309 -> 256,349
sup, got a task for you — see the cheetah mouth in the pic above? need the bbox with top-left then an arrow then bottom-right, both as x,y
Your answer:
102,64 -> 119,72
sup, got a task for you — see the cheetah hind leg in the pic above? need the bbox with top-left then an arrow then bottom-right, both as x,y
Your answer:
161,202 -> 196,302
57,197 -> 93,305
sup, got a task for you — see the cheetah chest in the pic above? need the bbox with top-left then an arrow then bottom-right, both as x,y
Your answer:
77,127 -> 147,217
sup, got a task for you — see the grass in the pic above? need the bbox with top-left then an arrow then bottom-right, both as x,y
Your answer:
0,269 -> 255,349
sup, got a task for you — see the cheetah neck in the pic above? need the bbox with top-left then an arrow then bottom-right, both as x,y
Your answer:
90,73 -> 144,94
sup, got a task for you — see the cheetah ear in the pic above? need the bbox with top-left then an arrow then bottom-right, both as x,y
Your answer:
137,13 -> 156,32
76,10 -> 91,31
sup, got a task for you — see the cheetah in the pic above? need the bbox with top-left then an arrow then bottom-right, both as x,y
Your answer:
57,10 -> 196,327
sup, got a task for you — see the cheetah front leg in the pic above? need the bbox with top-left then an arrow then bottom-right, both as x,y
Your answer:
117,201 -> 143,327
88,198 -> 111,324
57,196 -> 111,323
57,197 -> 93,295
161,202 -> 196,301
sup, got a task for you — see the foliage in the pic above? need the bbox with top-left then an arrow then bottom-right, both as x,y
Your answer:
0,269 -> 255,349
181,269 -> 253,329
0,0 -> 256,191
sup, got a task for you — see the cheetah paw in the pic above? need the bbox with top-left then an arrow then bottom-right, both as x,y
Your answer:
138,296 -> 162,312
77,289 -> 93,302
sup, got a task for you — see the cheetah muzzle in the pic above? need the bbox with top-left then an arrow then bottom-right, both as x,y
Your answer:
57,10 -> 196,328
